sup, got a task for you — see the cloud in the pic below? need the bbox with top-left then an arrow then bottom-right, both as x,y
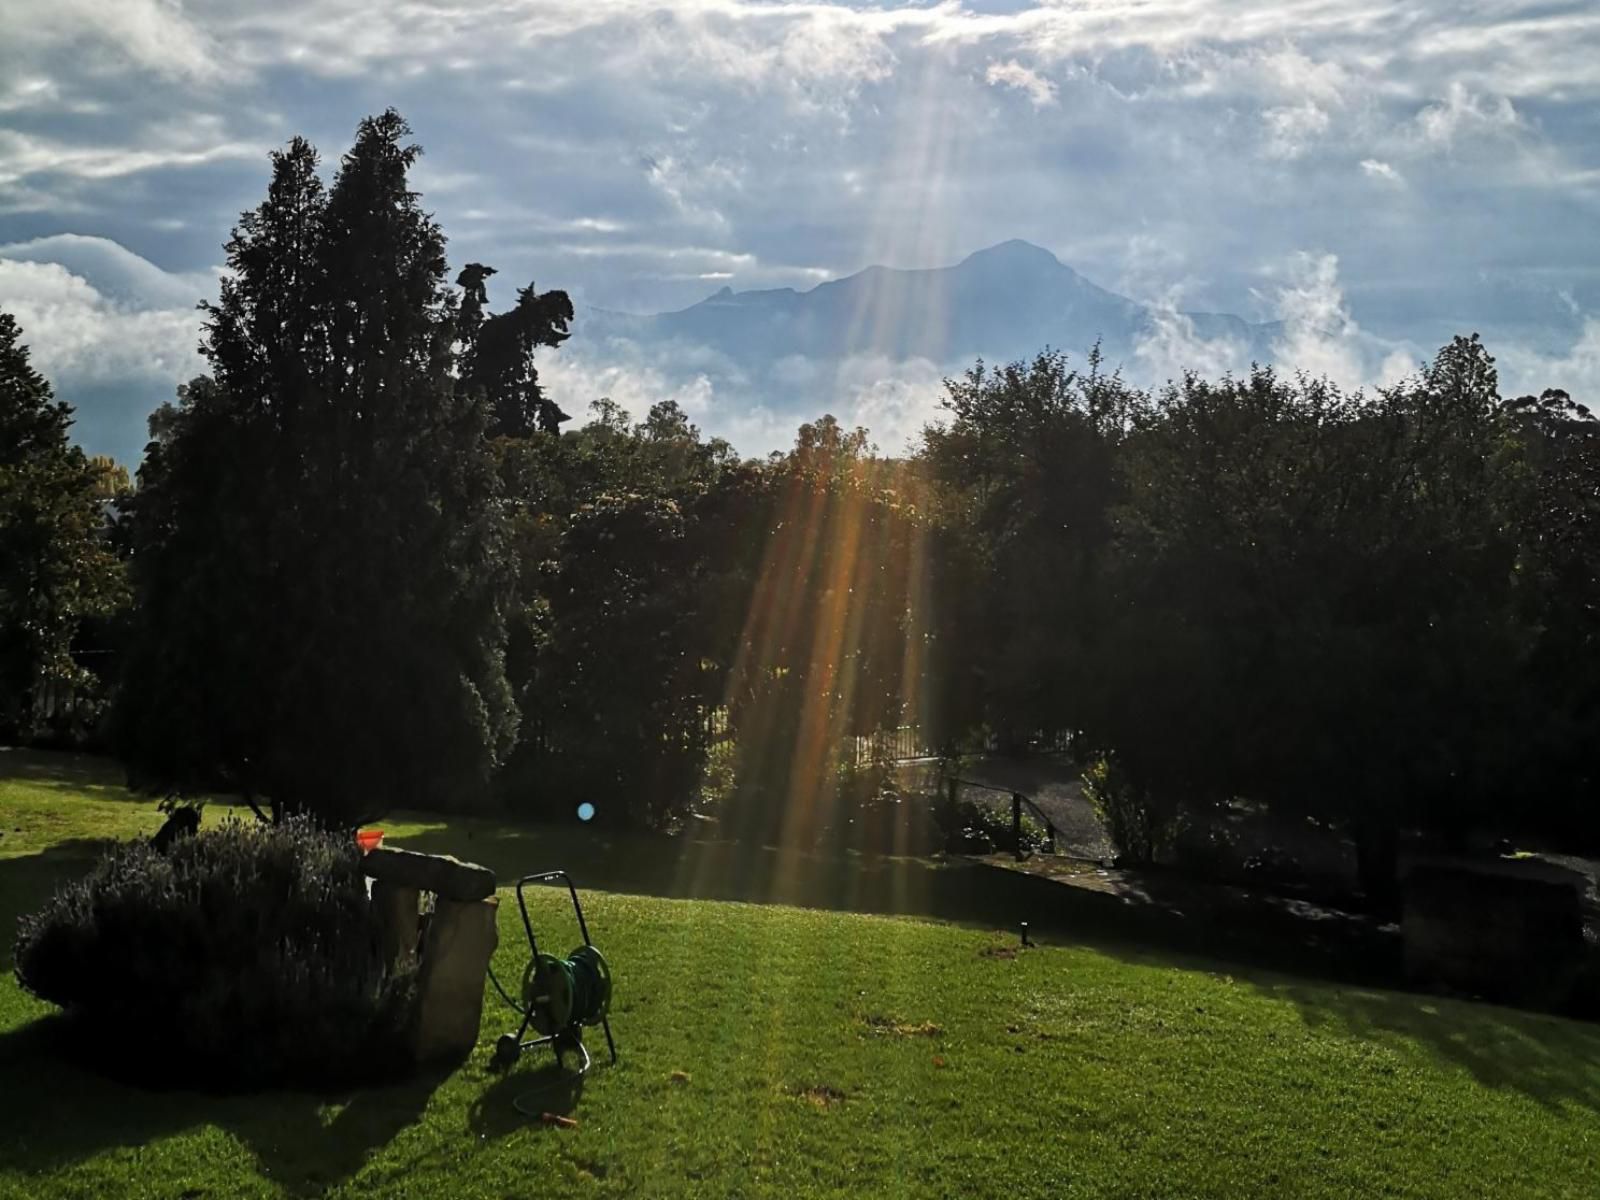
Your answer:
1415,81 -> 1522,149
0,246 -> 208,462
1360,158 -> 1404,185
541,332 -> 949,456
985,60 -> 1057,108
1262,101 -> 1332,159
1498,318 -> 1600,401
2,0 -> 221,81
0,234 -> 215,308
1266,253 -> 1462,393
1130,250 -> 1424,392
1133,304 -> 1250,382
826,354 -> 948,454
1267,252 -> 1416,390
0,129 -> 258,186
537,354 -> 718,425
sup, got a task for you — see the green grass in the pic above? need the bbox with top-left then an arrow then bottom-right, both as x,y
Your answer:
2,749 -> 1598,1198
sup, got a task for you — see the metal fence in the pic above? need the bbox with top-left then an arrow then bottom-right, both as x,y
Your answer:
849,726 -> 1074,766
947,774 -> 1111,864
705,709 -> 1074,771
847,725 -> 938,766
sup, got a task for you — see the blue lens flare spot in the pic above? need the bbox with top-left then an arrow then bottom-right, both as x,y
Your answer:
577,802 -> 596,822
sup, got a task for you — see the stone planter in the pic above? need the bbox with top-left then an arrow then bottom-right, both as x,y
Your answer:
365,849 -> 499,1062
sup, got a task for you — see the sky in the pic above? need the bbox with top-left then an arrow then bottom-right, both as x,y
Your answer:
2,0 -> 1599,461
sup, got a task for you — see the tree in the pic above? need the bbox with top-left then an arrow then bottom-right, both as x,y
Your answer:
1078,341 -> 1527,908
121,112 -> 533,823
921,348 -> 1133,745
496,398 -> 741,827
0,312 -> 124,738
715,420 -> 942,845
1502,385 -> 1600,842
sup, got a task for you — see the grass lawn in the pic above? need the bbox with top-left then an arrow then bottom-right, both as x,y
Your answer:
2,749 -> 1598,1198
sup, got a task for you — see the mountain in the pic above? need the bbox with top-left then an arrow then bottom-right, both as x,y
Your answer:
576,239 -> 1281,371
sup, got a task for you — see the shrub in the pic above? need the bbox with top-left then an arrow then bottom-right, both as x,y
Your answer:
1081,754 -> 1181,865
13,815 -> 415,1089
931,789 -> 1049,856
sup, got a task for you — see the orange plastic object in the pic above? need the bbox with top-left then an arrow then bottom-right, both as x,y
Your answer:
355,829 -> 384,853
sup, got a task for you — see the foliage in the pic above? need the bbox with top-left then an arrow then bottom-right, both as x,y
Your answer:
930,786 -> 1050,856
715,424 -> 953,843
496,401 -> 742,828
13,815 -> 414,1088
1500,386 -> 1600,845
117,113 -> 543,824
921,348 -> 1132,743
1081,342 -> 1527,908
511,490 -> 716,828
0,312 -> 126,742
1079,754 -> 1176,865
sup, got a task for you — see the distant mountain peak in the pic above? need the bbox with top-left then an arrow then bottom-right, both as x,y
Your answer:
578,239 -> 1279,385
960,238 -> 1062,268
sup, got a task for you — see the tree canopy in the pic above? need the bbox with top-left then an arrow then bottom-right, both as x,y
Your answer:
0,311 -> 124,739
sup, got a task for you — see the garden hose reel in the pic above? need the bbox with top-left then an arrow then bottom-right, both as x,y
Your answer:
518,945 -> 613,1037
491,870 -> 618,1078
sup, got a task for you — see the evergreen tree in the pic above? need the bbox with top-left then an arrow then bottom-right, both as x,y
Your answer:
122,112 -> 522,822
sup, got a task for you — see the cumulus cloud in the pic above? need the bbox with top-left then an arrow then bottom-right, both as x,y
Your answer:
1262,101 -> 1333,160
0,259 -> 201,381
1132,304 -> 1250,383
537,354 -> 718,425
1260,253 -> 1426,391
541,333 -> 948,456
1415,81 -> 1523,149
985,60 -> 1057,108
1129,251 -> 1425,393
826,354 -> 948,454
0,234 -> 214,308
0,244 -> 208,461
1271,252 -> 1364,384
1498,319 -> 1600,402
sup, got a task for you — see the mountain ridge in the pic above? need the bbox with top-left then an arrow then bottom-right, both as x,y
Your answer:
579,239 -> 1280,367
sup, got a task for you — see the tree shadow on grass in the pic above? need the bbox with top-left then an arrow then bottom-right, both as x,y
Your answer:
0,1014 -> 451,1195
0,838 -> 112,970
0,844 -> 451,1195
393,818 -> 1398,986
1261,979 -> 1600,1113
0,747 -> 136,799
